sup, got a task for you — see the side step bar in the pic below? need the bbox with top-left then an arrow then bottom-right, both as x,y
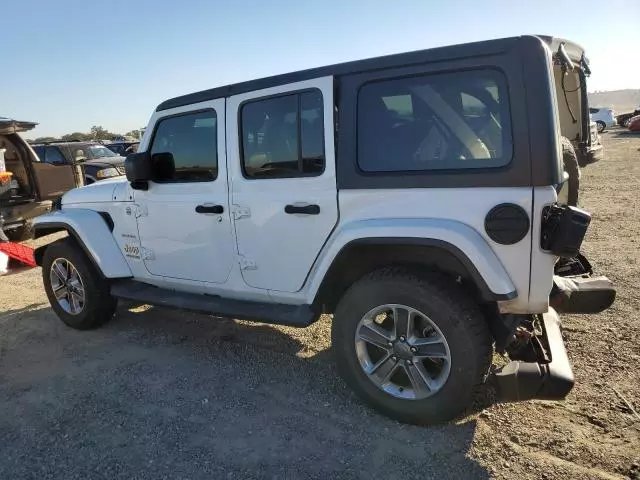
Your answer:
492,308 -> 574,402
110,280 -> 318,328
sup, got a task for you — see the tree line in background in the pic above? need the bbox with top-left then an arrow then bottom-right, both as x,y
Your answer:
29,126 -> 142,144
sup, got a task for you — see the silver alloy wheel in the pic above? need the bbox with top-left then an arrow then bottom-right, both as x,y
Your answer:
354,304 -> 451,400
49,258 -> 85,315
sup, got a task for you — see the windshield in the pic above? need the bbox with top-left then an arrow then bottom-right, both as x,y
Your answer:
88,145 -> 118,158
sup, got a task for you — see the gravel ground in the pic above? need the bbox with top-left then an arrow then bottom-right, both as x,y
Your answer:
0,131 -> 638,479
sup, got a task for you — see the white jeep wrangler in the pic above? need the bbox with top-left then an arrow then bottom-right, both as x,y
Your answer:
33,35 -> 615,425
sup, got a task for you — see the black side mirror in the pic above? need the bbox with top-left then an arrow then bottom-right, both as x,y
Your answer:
125,152 -> 152,190
151,152 -> 175,181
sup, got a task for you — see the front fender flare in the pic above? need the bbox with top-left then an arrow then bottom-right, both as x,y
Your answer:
306,218 -> 517,303
33,209 -> 132,278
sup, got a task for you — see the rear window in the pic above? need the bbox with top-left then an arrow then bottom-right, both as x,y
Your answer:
357,69 -> 512,173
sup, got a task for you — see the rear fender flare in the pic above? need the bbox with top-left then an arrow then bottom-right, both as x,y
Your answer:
307,218 -> 517,303
32,209 -> 132,278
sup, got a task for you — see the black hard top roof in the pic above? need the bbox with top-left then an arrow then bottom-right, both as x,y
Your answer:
157,35 -> 583,112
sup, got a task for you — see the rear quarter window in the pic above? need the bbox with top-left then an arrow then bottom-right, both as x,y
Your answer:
357,69 -> 513,173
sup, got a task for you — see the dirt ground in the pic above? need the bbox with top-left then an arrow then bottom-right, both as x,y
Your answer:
0,131 -> 638,479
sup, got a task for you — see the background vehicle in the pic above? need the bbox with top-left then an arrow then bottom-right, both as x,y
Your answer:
628,115 -> 640,132
104,141 -> 139,156
32,36 -> 614,425
0,117 -> 79,241
589,107 -> 616,132
617,108 -> 640,128
32,141 -> 126,184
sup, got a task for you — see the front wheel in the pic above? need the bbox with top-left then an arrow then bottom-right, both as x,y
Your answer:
596,121 -> 606,133
332,268 -> 492,425
42,238 -> 117,330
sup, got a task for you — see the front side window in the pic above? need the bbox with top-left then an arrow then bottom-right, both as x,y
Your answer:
241,90 -> 324,178
150,110 -> 218,182
357,69 -> 512,172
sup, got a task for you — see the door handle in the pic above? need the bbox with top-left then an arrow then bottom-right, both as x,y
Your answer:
195,204 -> 224,214
284,204 -> 320,215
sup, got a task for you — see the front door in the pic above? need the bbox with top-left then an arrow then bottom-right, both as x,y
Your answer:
227,77 -> 339,292
133,100 -> 234,284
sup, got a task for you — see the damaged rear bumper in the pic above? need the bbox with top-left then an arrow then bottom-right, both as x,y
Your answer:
493,308 -> 574,402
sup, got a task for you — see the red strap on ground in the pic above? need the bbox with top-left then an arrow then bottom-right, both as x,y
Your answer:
0,243 -> 36,268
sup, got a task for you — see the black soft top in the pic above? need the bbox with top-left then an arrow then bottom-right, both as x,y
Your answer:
157,34 -> 578,112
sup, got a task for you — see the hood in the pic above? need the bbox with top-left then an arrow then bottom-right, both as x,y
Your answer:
0,117 -> 38,135
82,155 -> 126,167
62,177 -> 128,205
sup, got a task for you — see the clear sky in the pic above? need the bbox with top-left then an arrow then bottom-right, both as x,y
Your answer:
3,0 -> 639,138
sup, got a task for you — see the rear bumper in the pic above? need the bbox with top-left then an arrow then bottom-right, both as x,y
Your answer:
493,309 -> 574,402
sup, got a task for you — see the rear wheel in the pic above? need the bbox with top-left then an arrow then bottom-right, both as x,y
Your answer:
332,268 -> 492,425
596,121 -> 606,133
42,238 -> 117,330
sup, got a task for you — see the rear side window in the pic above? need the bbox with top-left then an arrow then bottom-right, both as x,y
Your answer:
150,110 -> 218,182
240,90 -> 324,179
44,147 -> 67,165
357,69 -> 512,172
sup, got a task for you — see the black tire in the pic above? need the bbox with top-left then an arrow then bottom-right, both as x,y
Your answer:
596,121 -> 606,133
42,238 -> 117,330
561,136 -> 580,207
5,221 -> 34,242
332,268 -> 492,425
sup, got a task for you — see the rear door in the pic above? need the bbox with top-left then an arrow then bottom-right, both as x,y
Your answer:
31,146 -> 77,200
227,77 -> 338,292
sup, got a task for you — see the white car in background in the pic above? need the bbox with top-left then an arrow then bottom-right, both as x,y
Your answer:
589,107 -> 616,132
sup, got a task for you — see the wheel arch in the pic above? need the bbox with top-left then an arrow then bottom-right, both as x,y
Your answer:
32,209 -> 132,279
313,237 -> 516,313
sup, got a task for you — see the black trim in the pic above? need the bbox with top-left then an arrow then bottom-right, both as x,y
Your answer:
335,237 -> 516,301
111,280 -> 318,327
98,212 -> 115,232
284,204 -> 320,215
484,203 -> 530,245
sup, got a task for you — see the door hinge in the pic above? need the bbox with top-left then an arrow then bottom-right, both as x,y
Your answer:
239,255 -> 257,270
140,247 -> 155,261
232,205 -> 251,220
133,204 -> 148,218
